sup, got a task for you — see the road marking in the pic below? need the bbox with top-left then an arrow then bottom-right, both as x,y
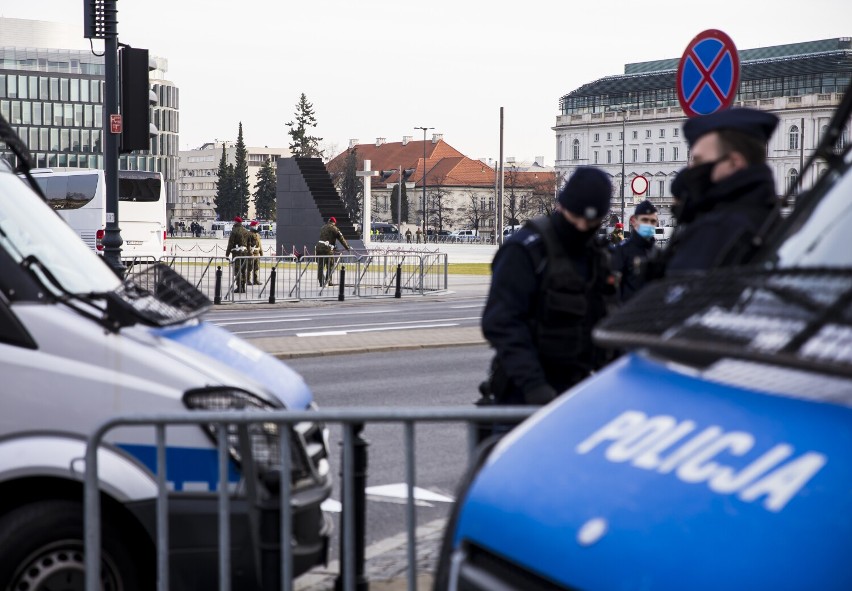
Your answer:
230,316 -> 479,336
296,323 -> 457,337
450,304 -> 482,309
366,483 -> 454,503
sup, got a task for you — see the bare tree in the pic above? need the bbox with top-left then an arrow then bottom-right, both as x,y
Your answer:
503,168 -> 536,226
426,175 -> 456,232
527,171 -> 559,217
459,189 -> 487,234
327,148 -> 363,223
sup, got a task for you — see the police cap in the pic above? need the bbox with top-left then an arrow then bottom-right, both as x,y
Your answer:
634,199 -> 657,216
558,167 -> 612,220
683,108 -> 779,148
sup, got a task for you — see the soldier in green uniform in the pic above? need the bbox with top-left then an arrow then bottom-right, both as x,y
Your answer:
225,216 -> 250,293
316,216 -> 351,286
247,221 -> 264,285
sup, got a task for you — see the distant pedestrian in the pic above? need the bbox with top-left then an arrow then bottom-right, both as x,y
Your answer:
316,217 -> 350,286
405,228 -> 412,243
609,222 -> 624,246
415,228 -> 422,244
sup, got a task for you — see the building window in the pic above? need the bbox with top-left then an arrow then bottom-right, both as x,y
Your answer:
658,180 -> 665,196
594,133 -> 600,142
632,148 -> 637,162
607,150 -> 612,164
673,128 -> 679,138
594,151 -> 599,164
789,125 -> 800,150
619,131 -> 623,140
673,146 -> 679,161
632,130 -> 638,140
619,149 -> 623,163
606,132 -> 612,141
572,139 -> 580,160
659,129 -> 665,138
645,148 -> 651,162
787,168 -> 799,194
645,129 -> 652,139
659,147 -> 665,161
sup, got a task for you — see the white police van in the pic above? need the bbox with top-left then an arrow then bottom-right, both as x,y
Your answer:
0,120 -> 330,588
437,88 -> 852,590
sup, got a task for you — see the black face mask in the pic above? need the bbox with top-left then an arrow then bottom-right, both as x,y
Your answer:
554,213 -> 599,253
671,159 -> 724,224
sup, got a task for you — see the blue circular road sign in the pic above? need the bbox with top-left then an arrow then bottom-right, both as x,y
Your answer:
677,29 -> 740,117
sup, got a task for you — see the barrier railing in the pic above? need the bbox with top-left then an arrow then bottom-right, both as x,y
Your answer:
83,406 -> 535,591
147,253 -> 448,304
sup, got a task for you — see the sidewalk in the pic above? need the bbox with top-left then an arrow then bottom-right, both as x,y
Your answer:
296,518 -> 445,591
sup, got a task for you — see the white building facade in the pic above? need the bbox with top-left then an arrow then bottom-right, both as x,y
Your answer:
554,38 -> 852,225
176,142 -> 289,226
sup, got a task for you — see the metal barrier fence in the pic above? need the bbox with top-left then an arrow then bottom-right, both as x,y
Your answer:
125,253 -> 448,304
83,406 -> 535,591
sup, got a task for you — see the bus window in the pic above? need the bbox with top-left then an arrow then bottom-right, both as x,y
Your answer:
35,174 -> 98,210
119,171 -> 161,202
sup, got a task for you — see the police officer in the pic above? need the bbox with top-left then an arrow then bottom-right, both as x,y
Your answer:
247,220 -> 264,285
612,199 -> 660,303
316,216 -> 350,286
481,166 -> 615,407
666,108 -> 779,272
225,216 -> 250,293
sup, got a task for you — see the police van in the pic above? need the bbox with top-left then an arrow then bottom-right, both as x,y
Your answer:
0,120 -> 330,588
437,89 -> 852,590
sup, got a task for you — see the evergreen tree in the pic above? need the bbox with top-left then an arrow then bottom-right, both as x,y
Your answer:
390,183 -> 410,224
214,145 -> 237,220
253,158 -> 277,221
339,148 -> 362,222
286,93 -> 323,158
234,122 -> 250,217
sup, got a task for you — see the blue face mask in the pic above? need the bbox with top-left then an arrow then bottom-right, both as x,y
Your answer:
637,223 -> 656,239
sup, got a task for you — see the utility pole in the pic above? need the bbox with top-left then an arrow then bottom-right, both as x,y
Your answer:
497,107 -> 504,246
415,126 -> 433,239
620,108 -> 627,224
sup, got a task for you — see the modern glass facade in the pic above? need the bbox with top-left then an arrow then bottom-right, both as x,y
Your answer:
0,44 -> 180,217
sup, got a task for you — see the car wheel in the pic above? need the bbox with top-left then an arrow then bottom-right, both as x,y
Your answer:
0,500 -> 147,591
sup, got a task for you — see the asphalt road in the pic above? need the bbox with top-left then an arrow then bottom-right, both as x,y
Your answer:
286,345 -> 493,560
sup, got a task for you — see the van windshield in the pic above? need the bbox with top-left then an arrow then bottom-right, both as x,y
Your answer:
0,171 -> 120,295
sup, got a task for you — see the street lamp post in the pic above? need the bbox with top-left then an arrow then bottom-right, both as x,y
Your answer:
618,108 -> 627,224
415,126 -> 433,240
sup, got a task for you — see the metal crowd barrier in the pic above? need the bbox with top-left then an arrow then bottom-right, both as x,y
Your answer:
144,253 -> 448,303
83,406 -> 535,591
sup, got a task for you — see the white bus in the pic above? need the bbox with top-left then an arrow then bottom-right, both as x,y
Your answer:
30,168 -> 167,260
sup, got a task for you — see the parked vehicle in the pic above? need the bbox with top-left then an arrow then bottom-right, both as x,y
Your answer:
450,229 -> 479,242
29,168 -> 167,260
0,117 -> 331,590
371,222 -> 399,235
437,88 -> 852,590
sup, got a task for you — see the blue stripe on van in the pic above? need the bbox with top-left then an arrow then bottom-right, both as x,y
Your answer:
118,443 -> 240,492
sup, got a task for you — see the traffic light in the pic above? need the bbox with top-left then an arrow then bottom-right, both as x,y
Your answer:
119,46 -> 157,153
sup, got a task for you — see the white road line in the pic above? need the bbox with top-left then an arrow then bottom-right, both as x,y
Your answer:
295,323 -> 457,337
229,315 -> 480,336
450,304 -> 482,309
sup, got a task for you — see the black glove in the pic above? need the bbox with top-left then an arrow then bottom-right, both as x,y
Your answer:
523,384 -> 557,405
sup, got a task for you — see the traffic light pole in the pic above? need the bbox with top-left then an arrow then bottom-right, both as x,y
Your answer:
101,2 -> 124,277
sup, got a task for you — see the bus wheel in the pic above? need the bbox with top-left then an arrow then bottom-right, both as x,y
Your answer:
0,500 -> 144,591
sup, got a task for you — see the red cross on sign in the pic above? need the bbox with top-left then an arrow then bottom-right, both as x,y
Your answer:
110,114 -> 122,134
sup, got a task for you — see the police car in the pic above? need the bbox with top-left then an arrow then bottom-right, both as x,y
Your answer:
0,120 -> 330,588
437,90 -> 852,590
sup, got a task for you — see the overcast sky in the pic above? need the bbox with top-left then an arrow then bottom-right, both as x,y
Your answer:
3,1 -> 849,162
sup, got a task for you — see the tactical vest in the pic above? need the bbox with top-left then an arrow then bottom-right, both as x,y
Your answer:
524,216 -> 607,366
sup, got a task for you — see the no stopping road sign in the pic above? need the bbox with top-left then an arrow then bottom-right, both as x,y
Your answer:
677,29 -> 740,117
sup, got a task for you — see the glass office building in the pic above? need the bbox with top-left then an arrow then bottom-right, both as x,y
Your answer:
0,18 -> 180,218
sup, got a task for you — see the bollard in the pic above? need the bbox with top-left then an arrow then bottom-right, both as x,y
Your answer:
338,266 -> 345,301
268,267 -> 277,304
336,423 -> 369,591
394,264 -> 402,298
214,266 -> 222,305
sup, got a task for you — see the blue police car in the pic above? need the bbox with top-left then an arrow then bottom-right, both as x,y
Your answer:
436,92 -> 852,590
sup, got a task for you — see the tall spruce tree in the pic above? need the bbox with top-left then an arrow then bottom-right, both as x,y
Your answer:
214,145 -> 237,220
286,93 -> 323,158
390,183 -> 410,224
253,158 -> 277,220
234,122 -> 250,217
339,148 -> 362,221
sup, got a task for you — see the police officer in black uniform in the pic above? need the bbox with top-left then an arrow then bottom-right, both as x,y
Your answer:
666,107 -> 779,272
481,166 -> 615,407
611,199 -> 660,303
